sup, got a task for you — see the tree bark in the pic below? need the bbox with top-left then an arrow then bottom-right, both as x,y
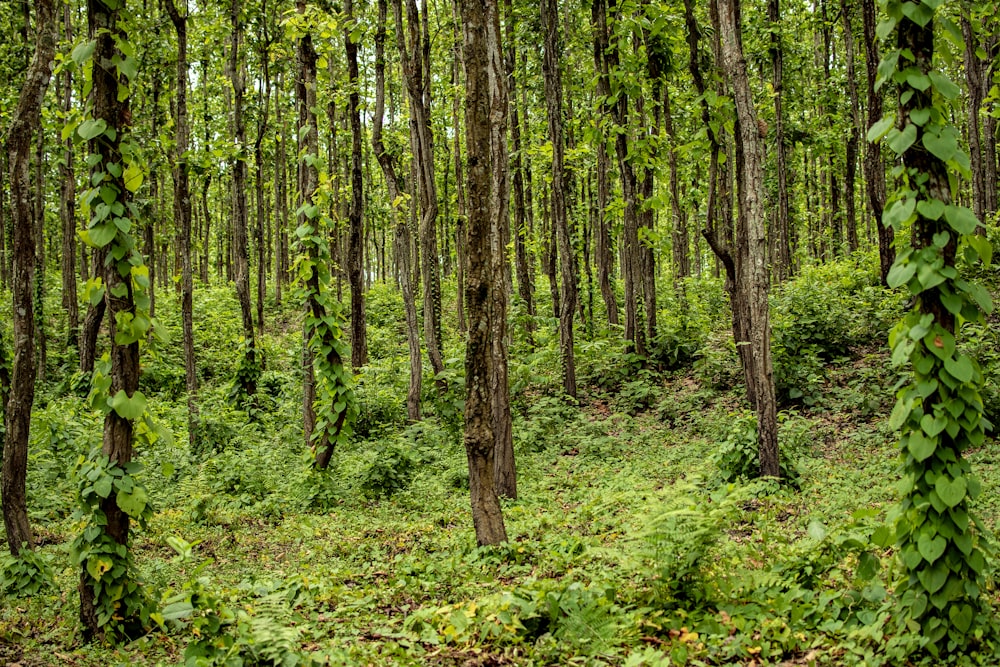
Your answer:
345,0 -> 368,368
861,0 -> 892,284
229,0 -> 257,398
768,0 -> 791,279
460,0 -> 508,546
717,0 -> 780,478
541,0 -> 577,397
373,0 -> 422,421
394,0 -> 446,389
592,0 -> 619,326
841,0 -> 860,252
3,0 -> 55,557
165,0 -> 198,452
60,2 -> 79,350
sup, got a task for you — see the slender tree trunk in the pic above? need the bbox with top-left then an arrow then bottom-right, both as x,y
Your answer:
166,0 -> 198,452
345,0 -> 368,368
460,0 -> 508,547
862,0 -> 892,283
717,0 -> 779,478
487,0 -> 516,498
254,20 -> 272,336
3,0 -> 56,557
841,0 -> 860,252
769,0 -> 791,279
394,0 -> 445,389
229,0 -> 257,398
504,0 -> 535,341
374,0 -> 421,420
60,2 -> 79,350
663,86 -> 689,284
451,10 -> 468,334
592,0 -> 619,325
962,13 -> 996,226
541,0 -> 577,397
275,82 -> 288,305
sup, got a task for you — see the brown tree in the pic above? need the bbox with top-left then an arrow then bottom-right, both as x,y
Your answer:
3,0 -> 56,557
460,0 -> 508,546
345,0 -> 368,368
862,0 -> 893,284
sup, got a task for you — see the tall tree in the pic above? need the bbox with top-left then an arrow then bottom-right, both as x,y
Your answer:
394,0 -> 446,388
345,0 -> 368,368
460,0 -> 508,546
60,2 -> 80,350
165,0 -> 197,451
229,0 -> 258,399
768,0 -> 791,279
862,0 -> 893,284
3,0 -> 56,558
716,0 -> 780,477
591,0 -> 619,325
373,0 -> 421,421
78,0 -> 153,637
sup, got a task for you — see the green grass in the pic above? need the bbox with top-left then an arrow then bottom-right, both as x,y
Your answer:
3,256 -> 1000,665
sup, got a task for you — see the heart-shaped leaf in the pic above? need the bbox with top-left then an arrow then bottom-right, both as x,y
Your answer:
923,129 -> 957,161
907,432 -> 937,461
936,475 -> 967,508
920,413 -> 947,437
917,198 -> 946,220
888,123 -> 918,155
918,534 -> 947,563
109,389 -> 147,420
917,561 -> 949,594
943,355 -> 973,383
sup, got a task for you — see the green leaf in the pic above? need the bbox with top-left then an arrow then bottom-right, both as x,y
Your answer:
901,0 -> 934,26
950,604 -> 973,634
884,197 -> 916,229
887,124 -> 917,154
886,260 -> 915,288
936,476 -> 967,508
923,129 -> 958,162
909,107 -> 931,126
928,71 -> 960,100
117,486 -> 149,518
943,205 -> 979,235
890,399 -> 912,430
94,476 -> 113,498
86,556 -> 112,581
917,534 -> 947,563
907,432 -> 936,461
71,40 -> 97,66
944,355 -> 973,383
867,114 -> 896,142
916,198 -> 945,220
123,161 -> 143,193
109,389 -> 147,420
917,562 -> 949,594
920,413 -> 946,437
78,118 -> 108,141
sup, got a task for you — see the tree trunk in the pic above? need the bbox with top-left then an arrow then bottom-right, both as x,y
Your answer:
229,0 -> 257,398
254,17 -> 272,337
345,0 -> 368,369
592,0 -> 619,325
79,0 -> 146,637
717,0 -> 780,478
861,0 -> 892,284
60,2 -> 79,350
504,0 -> 535,342
768,0 -> 791,279
165,0 -> 198,452
460,0 -> 508,547
3,0 -> 55,557
663,86 -> 689,284
487,0 -> 516,499
962,13 -> 996,227
394,0 -> 446,389
541,0 -> 577,398
374,0 -> 421,421
841,0 -> 860,252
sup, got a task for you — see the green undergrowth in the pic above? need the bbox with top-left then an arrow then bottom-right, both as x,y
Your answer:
4,253 -> 1000,665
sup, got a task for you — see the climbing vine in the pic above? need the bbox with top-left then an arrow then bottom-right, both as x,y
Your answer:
293,173 -> 357,468
60,6 -> 161,640
871,0 -> 994,654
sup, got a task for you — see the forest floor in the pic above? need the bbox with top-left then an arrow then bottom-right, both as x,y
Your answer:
3,260 -> 1000,665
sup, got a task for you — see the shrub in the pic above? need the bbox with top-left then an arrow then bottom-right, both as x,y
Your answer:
360,443 -> 417,498
710,410 -> 808,484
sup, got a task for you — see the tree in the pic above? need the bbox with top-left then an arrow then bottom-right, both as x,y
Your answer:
76,0 -> 154,639
876,0 -> 993,651
862,0 -> 893,284
373,0 -> 421,421
716,0 -> 780,477
344,0 -> 368,369
3,0 -> 56,558
164,0 -> 198,451
541,0 -> 577,399
460,0 -> 508,546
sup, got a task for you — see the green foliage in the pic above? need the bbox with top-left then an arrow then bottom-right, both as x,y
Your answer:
360,443 -> 417,498
227,339 -> 263,413
711,410 -> 809,484
70,449 -> 154,642
293,195 -> 357,464
876,0 -> 996,654
0,549 -> 55,597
